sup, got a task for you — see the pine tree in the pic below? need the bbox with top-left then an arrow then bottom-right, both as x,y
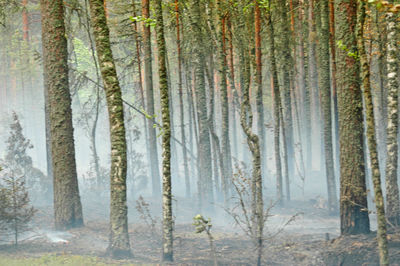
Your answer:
317,0 -> 338,214
154,0 -> 173,261
336,0 -> 370,235
88,0 -> 131,258
0,167 -> 36,247
40,0 -> 83,230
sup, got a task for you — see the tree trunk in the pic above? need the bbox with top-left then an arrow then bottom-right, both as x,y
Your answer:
318,0 -> 338,214
40,0 -> 83,230
132,0 -> 151,191
191,0 -> 214,210
357,2 -> 389,264
88,0 -> 131,258
217,1 -> 232,205
142,0 -> 161,197
267,12 -> 283,206
335,0 -> 370,235
384,3 -> 400,227
308,0 -> 320,171
175,0 -> 190,199
254,1 -> 266,181
154,0 -> 173,261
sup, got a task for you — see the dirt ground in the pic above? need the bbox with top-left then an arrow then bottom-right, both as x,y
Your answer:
1,198 -> 400,265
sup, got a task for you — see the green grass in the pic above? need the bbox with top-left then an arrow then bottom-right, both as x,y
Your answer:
0,254 -> 145,266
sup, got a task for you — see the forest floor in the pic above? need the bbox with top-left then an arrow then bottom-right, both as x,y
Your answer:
1,198 -> 400,265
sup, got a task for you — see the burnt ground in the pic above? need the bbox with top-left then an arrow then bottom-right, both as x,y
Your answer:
1,198 -> 400,265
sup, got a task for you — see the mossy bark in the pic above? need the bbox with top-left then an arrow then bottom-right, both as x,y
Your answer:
384,5 -> 400,227
318,0 -> 338,214
142,0 -> 161,197
88,0 -> 131,258
357,2 -> 389,264
154,0 -> 173,261
335,0 -> 370,235
40,0 -> 83,230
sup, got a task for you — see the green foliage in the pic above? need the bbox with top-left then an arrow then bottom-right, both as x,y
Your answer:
72,37 -> 95,75
0,169 -> 36,246
193,214 -> 212,234
336,40 -> 359,59
130,16 -> 156,27
367,0 -> 400,12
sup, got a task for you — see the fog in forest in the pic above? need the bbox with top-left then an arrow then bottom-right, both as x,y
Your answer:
0,0 -> 399,265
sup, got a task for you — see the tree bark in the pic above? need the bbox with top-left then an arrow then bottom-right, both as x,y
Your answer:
335,0 -> 370,235
267,11 -> 283,206
191,0 -> 214,210
384,3 -> 400,227
40,0 -> 83,230
88,0 -> 131,258
318,0 -> 338,214
142,0 -> 161,197
357,2 -> 389,264
154,0 -> 173,261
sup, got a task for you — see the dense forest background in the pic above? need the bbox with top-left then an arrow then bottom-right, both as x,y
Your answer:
0,0 -> 399,265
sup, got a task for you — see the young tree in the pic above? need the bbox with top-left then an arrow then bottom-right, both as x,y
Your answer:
0,168 -> 36,247
88,0 -> 131,258
40,0 -> 83,230
336,0 -> 370,235
154,0 -> 173,261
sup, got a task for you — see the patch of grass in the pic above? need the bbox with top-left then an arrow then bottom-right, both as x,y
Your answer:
0,254 -> 142,266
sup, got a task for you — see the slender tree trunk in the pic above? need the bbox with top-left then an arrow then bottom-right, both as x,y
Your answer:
227,17 -> 239,161
318,0 -> 337,214
357,2 -> 389,264
308,0 -> 320,171
142,0 -> 161,197
174,0 -> 190,199
191,0 -> 214,210
336,0 -> 370,235
88,0 -> 131,257
277,0 -> 294,200
384,3 -> 400,227
268,12 -> 283,206
40,0 -> 83,230
254,1 -> 266,181
329,0 -> 340,172
238,35 -> 264,266
132,0 -> 151,189
154,0 -> 173,261
217,2 -> 232,204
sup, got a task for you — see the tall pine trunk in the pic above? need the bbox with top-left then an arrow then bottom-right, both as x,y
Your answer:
335,0 -> 370,235
40,0 -> 83,230
154,0 -> 173,261
88,0 -> 131,257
